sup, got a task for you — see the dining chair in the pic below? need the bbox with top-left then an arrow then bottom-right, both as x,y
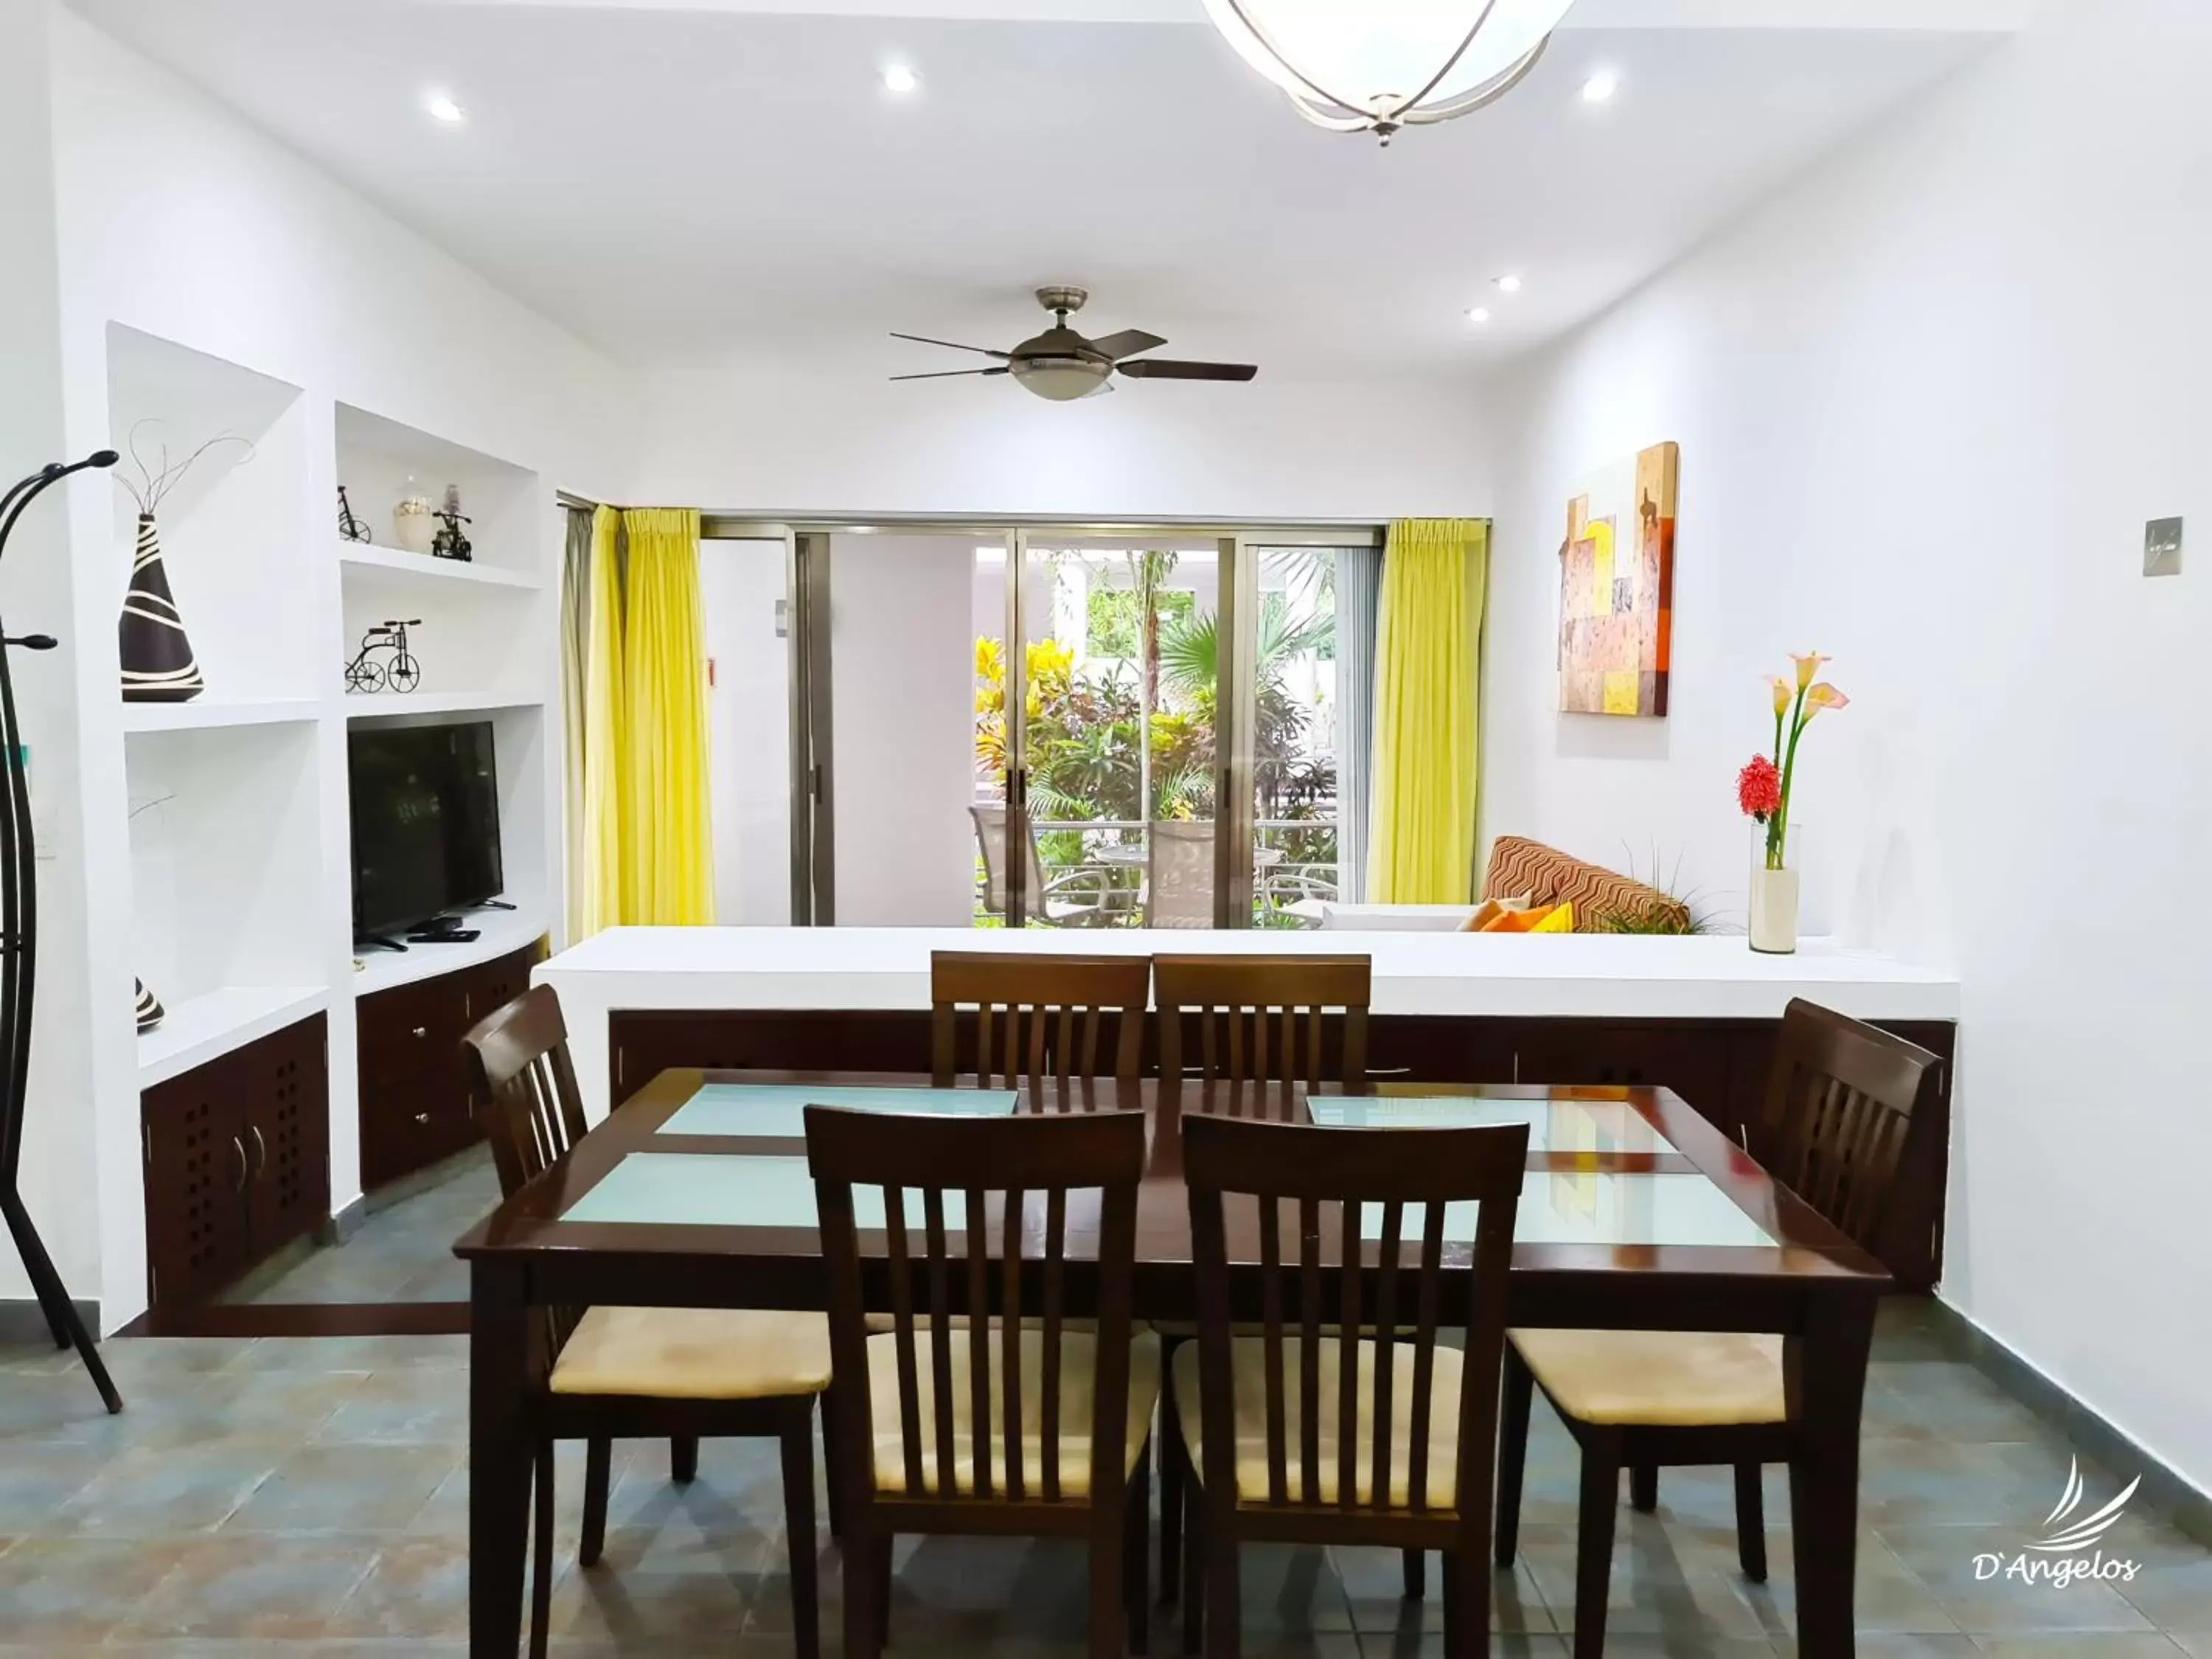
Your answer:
1495,998 -> 1944,1659
463,986 -> 834,1659
1150,951 -> 1374,1601
930,950 -> 1150,1093
970,803 -> 1110,925
1147,820 -> 1216,928
806,1102 -> 1158,1659
1175,1111 -> 1530,1659
1152,953 -> 1371,1096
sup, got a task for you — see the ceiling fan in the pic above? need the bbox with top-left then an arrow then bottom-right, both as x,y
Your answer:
891,286 -> 1259,402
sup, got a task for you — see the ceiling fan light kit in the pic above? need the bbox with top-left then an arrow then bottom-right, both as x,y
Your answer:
890,286 -> 1258,403
1203,0 -> 1578,143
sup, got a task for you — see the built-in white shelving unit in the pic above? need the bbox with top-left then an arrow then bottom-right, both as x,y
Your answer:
138,985 -> 330,1089
90,322 -> 562,1244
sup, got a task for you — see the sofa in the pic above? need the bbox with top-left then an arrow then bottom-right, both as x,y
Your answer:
1318,835 -> 1690,933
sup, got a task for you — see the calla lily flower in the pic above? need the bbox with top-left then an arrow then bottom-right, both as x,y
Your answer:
1792,652 -> 1829,689
1766,675 -> 1792,716
1804,682 -> 1851,714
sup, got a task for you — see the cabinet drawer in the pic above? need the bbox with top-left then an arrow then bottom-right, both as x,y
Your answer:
358,981 -> 468,1090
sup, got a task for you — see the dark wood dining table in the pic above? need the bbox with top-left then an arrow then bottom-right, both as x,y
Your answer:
454,1068 -> 1891,1659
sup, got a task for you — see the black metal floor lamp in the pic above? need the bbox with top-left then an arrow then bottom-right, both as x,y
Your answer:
0,450 -> 122,1413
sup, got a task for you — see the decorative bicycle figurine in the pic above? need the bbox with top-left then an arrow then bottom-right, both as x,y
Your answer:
336,484 -> 371,544
344,618 -> 422,693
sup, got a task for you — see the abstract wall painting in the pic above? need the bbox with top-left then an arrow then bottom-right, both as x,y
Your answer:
1559,440 -> 1678,717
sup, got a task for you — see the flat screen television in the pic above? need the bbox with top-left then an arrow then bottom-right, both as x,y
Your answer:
349,721 -> 504,939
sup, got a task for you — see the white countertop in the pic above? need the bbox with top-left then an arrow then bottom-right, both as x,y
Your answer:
541,926 -> 1958,1020
538,926 -> 1956,1119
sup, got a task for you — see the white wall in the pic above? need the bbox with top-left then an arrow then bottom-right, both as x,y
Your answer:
38,9 -> 638,1325
700,538 -> 793,926
628,363 -> 1495,523
0,0 -> 102,1318
829,535 -> 978,927
1487,0 -> 2212,1490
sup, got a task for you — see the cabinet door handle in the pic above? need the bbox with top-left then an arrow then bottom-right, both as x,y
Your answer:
412,1026 -> 428,1038
230,1135 -> 248,1192
413,1112 -> 431,1125
251,1125 -> 267,1178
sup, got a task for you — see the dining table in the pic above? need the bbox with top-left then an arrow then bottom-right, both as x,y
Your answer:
454,1066 -> 1891,1659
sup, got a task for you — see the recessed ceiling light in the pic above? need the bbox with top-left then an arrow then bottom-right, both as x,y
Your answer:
1582,71 -> 1620,105
1494,274 -> 1523,294
424,91 -> 465,124
882,64 -> 919,94
1466,307 -> 1492,324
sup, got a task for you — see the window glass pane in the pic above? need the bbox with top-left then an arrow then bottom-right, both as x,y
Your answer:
1252,548 -> 1344,927
972,543 -> 1220,927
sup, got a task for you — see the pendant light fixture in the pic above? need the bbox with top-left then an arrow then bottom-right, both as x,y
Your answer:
1203,0 -> 1579,144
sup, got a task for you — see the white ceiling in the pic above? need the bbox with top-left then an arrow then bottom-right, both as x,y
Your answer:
72,0 -> 2010,381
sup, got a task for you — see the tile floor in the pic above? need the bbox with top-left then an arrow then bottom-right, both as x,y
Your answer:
220,1150 -> 498,1306
1,1298 -> 2206,1656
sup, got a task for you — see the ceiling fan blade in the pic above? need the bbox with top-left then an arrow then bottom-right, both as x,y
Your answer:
1116,358 -> 1259,382
888,367 -> 1012,381
889,331 -> 1012,360
1085,328 -> 1169,361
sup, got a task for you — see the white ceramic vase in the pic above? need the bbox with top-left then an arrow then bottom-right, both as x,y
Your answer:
1749,865 -> 1801,955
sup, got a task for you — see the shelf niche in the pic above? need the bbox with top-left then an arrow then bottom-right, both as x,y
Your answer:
341,702 -> 551,977
334,402 -> 538,583
106,324 -> 316,704
126,720 -> 327,1029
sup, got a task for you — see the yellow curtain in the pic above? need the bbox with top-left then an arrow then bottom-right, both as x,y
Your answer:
619,507 -> 715,925
1367,518 -> 1489,904
577,506 -> 627,936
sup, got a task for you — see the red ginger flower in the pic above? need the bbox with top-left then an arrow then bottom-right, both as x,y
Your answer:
1738,754 -> 1781,820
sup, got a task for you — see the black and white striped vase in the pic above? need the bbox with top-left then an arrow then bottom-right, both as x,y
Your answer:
119,514 -> 204,703
134,978 -> 164,1033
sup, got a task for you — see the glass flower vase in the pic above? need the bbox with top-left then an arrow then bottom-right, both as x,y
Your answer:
1749,824 -> 1798,955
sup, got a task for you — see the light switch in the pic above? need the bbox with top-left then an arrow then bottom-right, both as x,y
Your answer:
2144,517 -> 2183,577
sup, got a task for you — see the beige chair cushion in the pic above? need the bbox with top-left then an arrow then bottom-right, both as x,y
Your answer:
1171,1336 -> 1464,1509
866,1326 -> 1160,1498
1510,1329 -> 1785,1427
551,1307 -> 832,1400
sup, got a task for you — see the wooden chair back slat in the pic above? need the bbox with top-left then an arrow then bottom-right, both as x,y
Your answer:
1257,1200 -> 1288,1506
1368,1199 -> 1402,1509
883,1186 -> 928,1495
807,1105 -> 1148,1520
923,1186 -> 957,1491
1182,1114 -> 1526,1532
1298,1194 -> 1324,1503
930,952 -> 1150,1093
1154,955 -> 1372,1095
964,1189 -> 993,1495
1405,1203 -> 1445,1512
1041,1187 -> 1068,1502
1760,999 -> 1943,1264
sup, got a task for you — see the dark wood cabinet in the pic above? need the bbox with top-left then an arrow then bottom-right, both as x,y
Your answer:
142,1014 -> 330,1314
357,945 -> 539,1193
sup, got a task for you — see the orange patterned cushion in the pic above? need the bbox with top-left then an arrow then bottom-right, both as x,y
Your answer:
1481,837 -> 1687,934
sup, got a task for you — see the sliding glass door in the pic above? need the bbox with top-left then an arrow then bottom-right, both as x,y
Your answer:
985,536 -> 1222,927
729,518 -> 1379,931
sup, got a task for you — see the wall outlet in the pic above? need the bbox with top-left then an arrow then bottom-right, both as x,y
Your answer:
2144,516 -> 2183,577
